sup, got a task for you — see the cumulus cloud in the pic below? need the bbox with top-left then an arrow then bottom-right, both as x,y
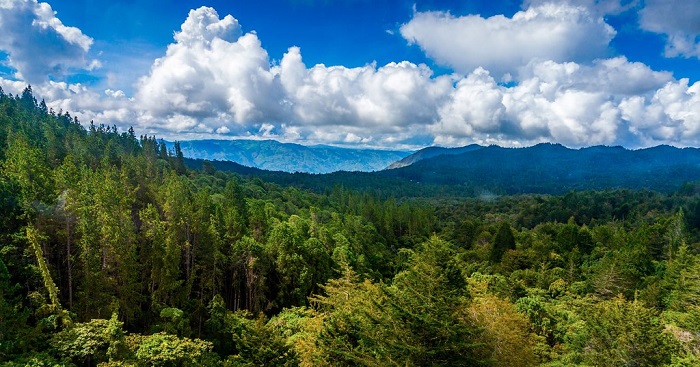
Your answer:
432,57 -> 674,147
277,46 -> 452,130
132,6 -> 453,146
399,3 -> 615,78
24,45 -> 694,149
0,0 -> 96,83
130,8 -> 687,149
639,0 -> 700,58
135,6 -> 281,133
0,76 -> 136,131
620,79 -> 700,145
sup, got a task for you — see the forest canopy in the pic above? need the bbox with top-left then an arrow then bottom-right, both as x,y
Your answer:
2,86 -> 700,366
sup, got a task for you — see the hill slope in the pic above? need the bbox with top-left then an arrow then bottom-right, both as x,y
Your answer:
386,144 -> 483,169
379,143 -> 700,194
171,139 -> 412,174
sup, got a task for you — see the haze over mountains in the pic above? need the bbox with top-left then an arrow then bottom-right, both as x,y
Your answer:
169,139 -> 412,174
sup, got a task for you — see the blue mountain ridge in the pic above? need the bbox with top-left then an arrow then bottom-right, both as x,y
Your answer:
380,143 -> 700,194
166,139 -> 413,174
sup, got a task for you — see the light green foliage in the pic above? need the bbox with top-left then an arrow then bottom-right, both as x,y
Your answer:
663,245 -> 700,311
26,226 -> 61,310
0,352 -> 69,367
583,296 -> 678,366
53,312 -> 126,365
467,293 -> 538,367
134,333 -> 217,367
26,225 -> 71,329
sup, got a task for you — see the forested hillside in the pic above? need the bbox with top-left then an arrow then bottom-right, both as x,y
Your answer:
3,86 -> 700,366
385,143 -> 483,169
382,143 -> 700,194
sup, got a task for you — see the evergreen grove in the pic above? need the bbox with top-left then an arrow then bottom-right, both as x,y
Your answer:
3,86 -> 700,366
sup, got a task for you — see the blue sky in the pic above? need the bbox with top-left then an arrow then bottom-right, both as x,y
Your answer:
1,0 -> 700,149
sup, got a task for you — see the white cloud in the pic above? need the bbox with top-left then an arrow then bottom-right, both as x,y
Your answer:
277,46 -> 452,130
432,57 -> 674,147
639,0 -> 700,58
400,3 -> 615,78
174,6 -> 242,46
0,0 -> 96,83
518,57 -> 673,96
135,7 -> 282,131
132,7 -> 452,146
620,79 -> 700,145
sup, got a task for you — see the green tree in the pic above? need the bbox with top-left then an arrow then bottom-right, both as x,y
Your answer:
2,133 -> 54,214
223,311 -> 297,367
134,333 -> 218,367
309,237 -> 491,366
583,296 -> 677,366
491,221 -> 515,263
52,312 -> 127,366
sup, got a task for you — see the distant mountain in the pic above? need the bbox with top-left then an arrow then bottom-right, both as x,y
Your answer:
196,143 -> 700,197
170,139 -> 412,174
386,144 -> 483,169
379,143 -> 700,194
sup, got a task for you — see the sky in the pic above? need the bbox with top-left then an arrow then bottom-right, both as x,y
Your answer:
1,0 -> 700,149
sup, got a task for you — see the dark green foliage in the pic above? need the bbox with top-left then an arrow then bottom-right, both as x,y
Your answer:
196,144 -> 700,198
381,238 -> 490,366
308,238 -> 491,366
204,295 -> 296,366
0,257 -> 30,358
491,221 -> 515,262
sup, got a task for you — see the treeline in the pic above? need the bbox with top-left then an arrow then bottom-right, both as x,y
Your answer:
2,87 -> 700,366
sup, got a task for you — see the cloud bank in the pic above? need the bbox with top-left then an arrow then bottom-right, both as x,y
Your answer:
399,3 -> 615,78
2,3 -> 700,150
639,0 -> 700,58
0,0 -> 97,84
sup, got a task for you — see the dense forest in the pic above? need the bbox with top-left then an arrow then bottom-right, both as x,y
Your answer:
2,86 -> 700,366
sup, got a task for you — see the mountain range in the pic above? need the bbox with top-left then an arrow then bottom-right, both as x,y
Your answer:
380,143 -> 700,194
169,139 -> 412,174
187,142 -> 700,196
